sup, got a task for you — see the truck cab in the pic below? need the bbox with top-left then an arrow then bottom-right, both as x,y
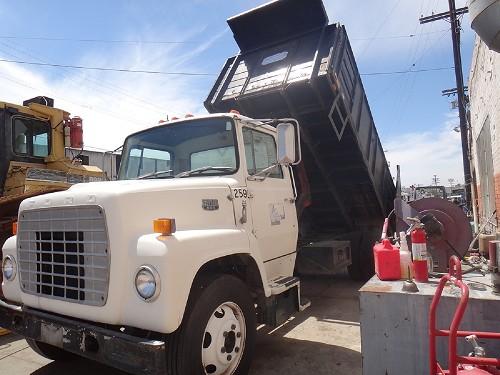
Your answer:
1,113 -> 306,375
118,114 -> 300,283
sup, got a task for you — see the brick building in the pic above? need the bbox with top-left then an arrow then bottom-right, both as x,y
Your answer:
469,37 -> 500,229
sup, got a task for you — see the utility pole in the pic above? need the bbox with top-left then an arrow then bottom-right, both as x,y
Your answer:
420,1 -> 471,211
432,174 -> 440,186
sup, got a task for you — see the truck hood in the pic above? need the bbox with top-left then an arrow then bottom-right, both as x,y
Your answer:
19,176 -> 240,232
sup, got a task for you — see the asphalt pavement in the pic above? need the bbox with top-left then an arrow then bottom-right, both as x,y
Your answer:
0,275 -> 362,375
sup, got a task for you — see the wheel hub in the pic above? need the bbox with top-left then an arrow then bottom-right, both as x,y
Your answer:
202,302 -> 246,375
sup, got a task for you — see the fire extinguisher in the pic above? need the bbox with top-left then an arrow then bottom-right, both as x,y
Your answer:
64,117 -> 84,149
410,219 -> 429,282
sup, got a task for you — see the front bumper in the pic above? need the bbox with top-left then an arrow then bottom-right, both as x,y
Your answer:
0,299 -> 167,375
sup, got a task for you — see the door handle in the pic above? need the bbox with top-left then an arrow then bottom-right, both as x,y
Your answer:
240,201 -> 247,224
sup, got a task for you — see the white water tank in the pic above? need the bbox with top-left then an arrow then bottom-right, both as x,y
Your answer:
469,0 -> 500,52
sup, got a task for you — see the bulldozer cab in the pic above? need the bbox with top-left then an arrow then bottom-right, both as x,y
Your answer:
0,105 -> 52,196
0,97 -> 105,298
0,96 -> 104,201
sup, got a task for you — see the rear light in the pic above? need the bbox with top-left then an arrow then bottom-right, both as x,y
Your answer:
12,221 -> 17,235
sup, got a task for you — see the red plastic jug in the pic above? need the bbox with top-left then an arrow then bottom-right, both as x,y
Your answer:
373,239 -> 401,280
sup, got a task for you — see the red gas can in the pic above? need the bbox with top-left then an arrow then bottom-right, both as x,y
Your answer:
373,239 -> 401,280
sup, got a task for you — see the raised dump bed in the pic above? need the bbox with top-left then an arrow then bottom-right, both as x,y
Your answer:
205,0 -> 395,257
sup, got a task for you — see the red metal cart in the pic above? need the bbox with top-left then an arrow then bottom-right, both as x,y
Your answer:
429,256 -> 500,374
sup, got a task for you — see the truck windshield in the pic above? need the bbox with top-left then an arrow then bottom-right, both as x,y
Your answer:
118,117 -> 238,180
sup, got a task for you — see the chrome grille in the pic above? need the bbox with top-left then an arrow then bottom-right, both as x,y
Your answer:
18,206 -> 109,306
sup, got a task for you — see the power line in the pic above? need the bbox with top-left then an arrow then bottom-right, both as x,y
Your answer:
0,35 -> 197,45
0,56 -> 453,77
0,30 -> 448,44
360,66 -> 453,76
350,28 -> 448,41
0,58 -> 216,76
0,40 -> 169,114
357,0 -> 404,59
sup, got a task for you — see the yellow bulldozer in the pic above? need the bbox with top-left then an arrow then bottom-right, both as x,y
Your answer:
0,96 -> 105,307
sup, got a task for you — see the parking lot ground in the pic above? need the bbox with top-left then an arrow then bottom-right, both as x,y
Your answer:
0,275 -> 362,375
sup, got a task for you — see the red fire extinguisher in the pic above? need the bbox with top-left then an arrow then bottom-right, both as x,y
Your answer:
410,220 -> 429,282
64,116 -> 84,149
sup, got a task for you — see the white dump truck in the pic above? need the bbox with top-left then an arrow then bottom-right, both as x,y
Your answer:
0,0 -> 395,374
1,113 -> 309,375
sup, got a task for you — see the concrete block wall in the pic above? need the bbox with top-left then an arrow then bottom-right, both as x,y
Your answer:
469,37 -> 500,224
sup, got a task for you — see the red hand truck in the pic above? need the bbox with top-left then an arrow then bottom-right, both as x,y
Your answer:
429,256 -> 500,374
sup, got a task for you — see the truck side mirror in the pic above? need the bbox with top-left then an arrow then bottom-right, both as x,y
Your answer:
277,122 -> 301,165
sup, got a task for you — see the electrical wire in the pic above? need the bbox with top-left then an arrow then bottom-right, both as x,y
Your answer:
0,40 -> 169,115
350,28 -> 449,41
361,66 -> 453,76
0,30 -> 449,44
0,57 -> 216,76
0,35 -> 198,44
0,56 -> 452,77
357,0 -> 404,59
0,44 -> 158,125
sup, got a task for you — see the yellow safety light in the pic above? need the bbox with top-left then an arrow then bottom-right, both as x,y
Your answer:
153,218 -> 176,236
12,221 -> 17,235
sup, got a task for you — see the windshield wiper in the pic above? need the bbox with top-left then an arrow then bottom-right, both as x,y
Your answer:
137,170 -> 174,179
175,166 -> 234,178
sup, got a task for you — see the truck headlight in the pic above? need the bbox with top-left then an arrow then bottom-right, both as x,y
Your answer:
2,255 -> 17,281
134,265 -> 160,301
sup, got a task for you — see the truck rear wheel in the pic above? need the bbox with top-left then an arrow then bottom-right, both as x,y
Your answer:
167,275 -> 256,375
348,233 -> 376,281
26,338 -> 75,361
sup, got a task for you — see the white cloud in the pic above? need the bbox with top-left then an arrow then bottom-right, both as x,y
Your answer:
323,0 -> 471,64
384,112 -> 464,186
0,27 -> 226,151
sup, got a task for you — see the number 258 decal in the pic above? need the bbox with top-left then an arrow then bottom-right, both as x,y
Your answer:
233,188 -> 248,198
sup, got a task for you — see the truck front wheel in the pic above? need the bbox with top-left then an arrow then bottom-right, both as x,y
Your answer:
167,275 -> 256,375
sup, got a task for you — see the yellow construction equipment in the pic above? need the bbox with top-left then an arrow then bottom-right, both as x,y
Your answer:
0,96 -> 105,301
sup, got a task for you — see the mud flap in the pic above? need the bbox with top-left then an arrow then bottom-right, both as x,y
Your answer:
261,277 -> 310,327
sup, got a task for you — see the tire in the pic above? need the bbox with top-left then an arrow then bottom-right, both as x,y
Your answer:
348,233 -> 376,281
26,338 -> 76,361
167,274 -> 256,375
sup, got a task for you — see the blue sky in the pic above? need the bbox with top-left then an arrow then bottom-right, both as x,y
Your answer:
0,0 -> 474,186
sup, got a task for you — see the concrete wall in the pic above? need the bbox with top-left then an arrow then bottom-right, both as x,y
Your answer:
469,37 -> 500,227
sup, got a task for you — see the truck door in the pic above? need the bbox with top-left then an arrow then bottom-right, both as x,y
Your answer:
242,127 -> 298,278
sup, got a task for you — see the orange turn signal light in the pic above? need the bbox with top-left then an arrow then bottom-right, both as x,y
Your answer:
153,218 -> 176,236
12,221 -> 18,235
